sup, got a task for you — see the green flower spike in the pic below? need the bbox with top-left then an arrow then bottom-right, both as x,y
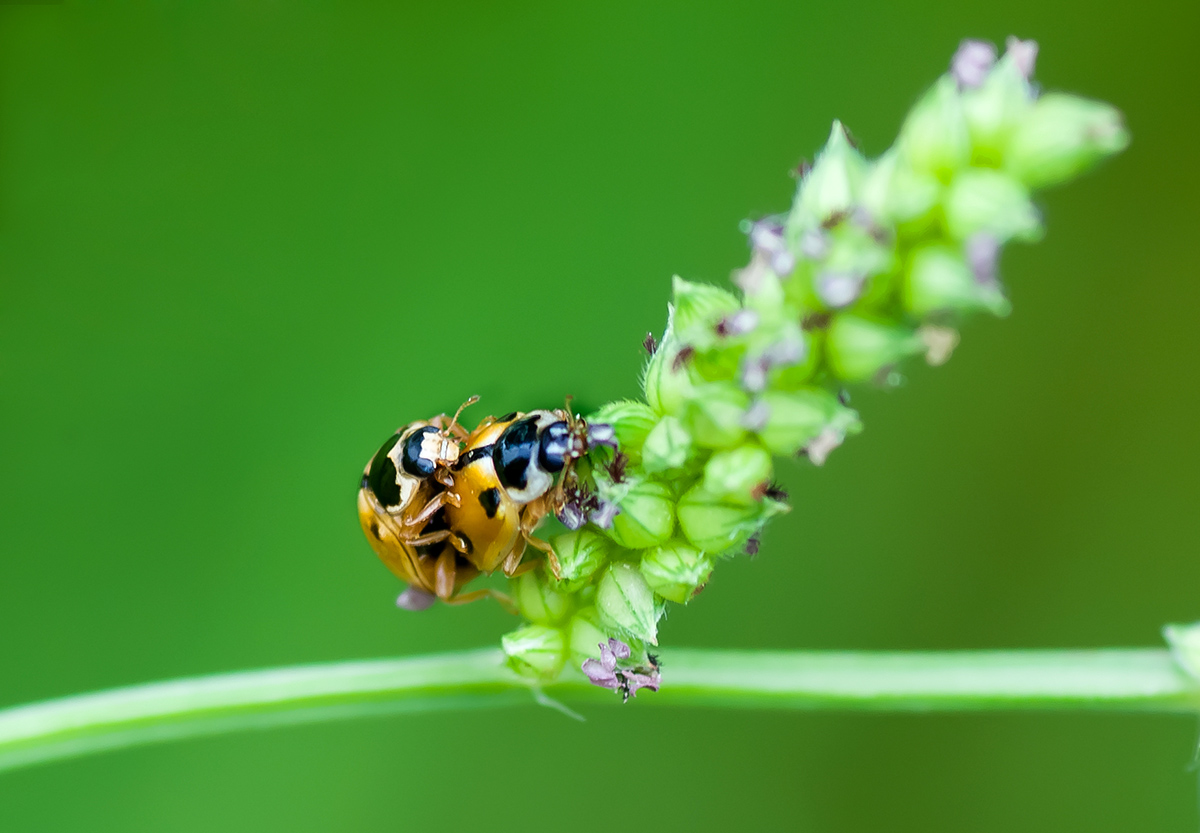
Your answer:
490,36 -> 1126,702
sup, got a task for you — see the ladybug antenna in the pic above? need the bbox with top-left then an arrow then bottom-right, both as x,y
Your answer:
447,395 -> 479,436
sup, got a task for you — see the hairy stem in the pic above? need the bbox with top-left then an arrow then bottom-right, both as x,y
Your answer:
1,648 -> 1194,774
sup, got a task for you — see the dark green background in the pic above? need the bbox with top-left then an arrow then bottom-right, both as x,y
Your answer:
2,2 -> 1197,830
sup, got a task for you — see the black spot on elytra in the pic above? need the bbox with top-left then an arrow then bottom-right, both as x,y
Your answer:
455,444 -> 493,469
366,434 -> 402,507
478,487 -> 500,518
369,522 -> 380,538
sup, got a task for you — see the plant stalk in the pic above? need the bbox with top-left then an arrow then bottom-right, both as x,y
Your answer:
1,647 -> 1195,774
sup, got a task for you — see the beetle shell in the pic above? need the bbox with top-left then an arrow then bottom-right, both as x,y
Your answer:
444,417 -> 528,574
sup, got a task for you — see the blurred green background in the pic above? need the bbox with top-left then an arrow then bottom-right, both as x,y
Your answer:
2,2 -> 1197,830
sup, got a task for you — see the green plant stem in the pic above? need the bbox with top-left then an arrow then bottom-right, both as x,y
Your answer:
0,647 -> 1194,774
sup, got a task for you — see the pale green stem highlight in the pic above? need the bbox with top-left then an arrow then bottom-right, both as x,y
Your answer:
1,648 -> 1196,774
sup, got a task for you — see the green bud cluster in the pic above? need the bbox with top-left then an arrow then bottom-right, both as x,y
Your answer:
499,37 -> 1127,693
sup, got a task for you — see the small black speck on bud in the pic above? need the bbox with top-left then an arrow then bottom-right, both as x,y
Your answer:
791,158 -> 812,179
951,39 -> 997,90
671,345 -> 696,372
801,312 -> 832,331
642,332 -> 658,355
820,210 -> 850,230
837,388 -> 851,406
604,450 -> 629,484
744,535 -> 761,557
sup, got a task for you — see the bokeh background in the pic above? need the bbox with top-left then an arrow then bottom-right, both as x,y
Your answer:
2,2 -> 1198,830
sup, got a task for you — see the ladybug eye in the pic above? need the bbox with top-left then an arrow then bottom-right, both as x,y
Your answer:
537,422 -> 571,473
400,426 -> 439,478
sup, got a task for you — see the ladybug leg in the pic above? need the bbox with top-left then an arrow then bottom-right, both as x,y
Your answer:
405,491 -> 458,528
517,504 -> 561,579
444,587 -> 518,614
525,534 -> 562,580
433,468 -> 456,489
433,549 -> 457,600
500,538 -> 529,576
406,528 -> 453,547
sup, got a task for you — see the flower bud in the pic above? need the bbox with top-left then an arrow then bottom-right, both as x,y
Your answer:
589,400 -> 657,464
825,313 -> 924,383
943,168 -> 1042,243
899,75 -> 971,181
596,562 -> 661,644
860,148 -> 942,225
552,529 -> 613,591
641,540 -> 714,603
605,478 -> 676,549
677,482 -> 789,553
641,415 -> 694,473
501,624 -> 567,680
671,276 -> 741,344
789,120 -> 867,229
566,607 -> 620,669
750,387 -> 857,457
703,445 -> 773,504
687,381 -> 751,449
513,569 -> 572,624
643,334 -> 699,417
903,243 -> 1011,318
962,54 -> 1035,165
1005,93 -> 1129,190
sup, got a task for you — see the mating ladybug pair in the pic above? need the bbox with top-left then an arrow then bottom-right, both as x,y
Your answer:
357,398 -> 613,608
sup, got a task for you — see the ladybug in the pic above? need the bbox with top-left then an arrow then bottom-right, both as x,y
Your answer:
358,399 -> 614,608
357,400 -> 505,606
446,407 -> 613,581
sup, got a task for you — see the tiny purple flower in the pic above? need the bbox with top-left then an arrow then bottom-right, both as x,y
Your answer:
951,39 -> 997,90
590,500 -> 619,530
965,233 -> 1000,286
798,228 -> 831,260
816,271 -> 865,309
1005,36 -> 1038,80
746,218 -> 796,277
763,334 -> 806,368
582,639 -> 662,702
801,428 -> 844,466
740,355 -> 770,393
716,309 -> 760,338
741,399 -> 771,432
396,587 -> 437,611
